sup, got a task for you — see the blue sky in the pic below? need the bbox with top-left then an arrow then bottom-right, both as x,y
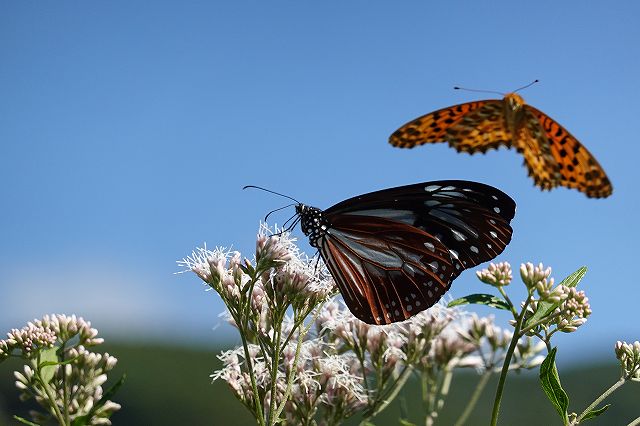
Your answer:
1,1 -> 638,362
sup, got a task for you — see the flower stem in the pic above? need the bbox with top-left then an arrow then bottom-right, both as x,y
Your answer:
267,313 -> 284,426
454,370 -> 491,426
368,365 -> 414,419
239,277 -> 265,426
498,287 -> 518,317
628,416 -> 640,426
60,343 -> 70,424
35,367 -> 67,425
490,291 -> 533,426
573,377 -> 625,425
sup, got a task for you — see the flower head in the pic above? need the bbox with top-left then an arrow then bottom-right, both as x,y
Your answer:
477,262 -> 513,287
520,262 -> 552,289
615,341 -> 640,380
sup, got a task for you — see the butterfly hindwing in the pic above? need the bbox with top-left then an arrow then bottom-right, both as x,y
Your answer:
526,105 -> 613,198
445,101 -> 514,153
516,107 -> 564,190
319,214 -> 456,325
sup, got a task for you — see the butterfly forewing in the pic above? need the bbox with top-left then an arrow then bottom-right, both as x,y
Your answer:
325,180 -> 515,270
319,215 -> 456,324
389,100 -> 491,148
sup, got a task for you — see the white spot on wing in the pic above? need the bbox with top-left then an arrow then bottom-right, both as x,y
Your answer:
452,229 -> 466,241
490,231 -> 498,238
425,185 -> 440,192
494,207 -> 501,213
470,246 -> 479,253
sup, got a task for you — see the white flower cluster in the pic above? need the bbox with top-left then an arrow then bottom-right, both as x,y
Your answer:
478,262 -> 592,335
179,225 -> 336,315
615,341 -> 640,381
0,314 -> 120,425
476,262 -> 513,287
0,314 -> 103,360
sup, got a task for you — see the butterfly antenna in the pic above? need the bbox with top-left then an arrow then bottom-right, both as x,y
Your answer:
264,203 -> 296,223
243,185 -> 301,204
283,215 -> 301,233
453,86 -> 504,96
513,79 -> 540,93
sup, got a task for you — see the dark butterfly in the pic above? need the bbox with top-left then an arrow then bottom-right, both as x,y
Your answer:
250,180 -> 516,325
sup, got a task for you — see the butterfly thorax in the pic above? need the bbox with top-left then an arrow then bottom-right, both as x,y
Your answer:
503,93 -> 527,134
296,204 -> 330,248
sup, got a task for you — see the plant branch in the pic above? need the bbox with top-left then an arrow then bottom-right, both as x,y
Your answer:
490,290 -> 533,426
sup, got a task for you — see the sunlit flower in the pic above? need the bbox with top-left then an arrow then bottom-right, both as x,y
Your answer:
615,341 -> 640,380
520,262 -> 552,289
477,262 -> 513,287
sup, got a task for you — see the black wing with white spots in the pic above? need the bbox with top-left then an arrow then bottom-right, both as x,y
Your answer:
325,180 -> 515,271
296,180 -> 516,325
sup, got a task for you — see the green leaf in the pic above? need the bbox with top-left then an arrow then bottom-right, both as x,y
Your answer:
539,347 -> 569,422
558,266 -> 587,288
447,294 -> 510,310
39,347 -> 59,384
399,420 -> 417,426
581,404 -> 610,421
525,266 -> 587,328
13,416 -> 40,426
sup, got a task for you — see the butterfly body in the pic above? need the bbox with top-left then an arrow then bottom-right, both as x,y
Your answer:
295,180 -> 516,325
389,93 -> 612,198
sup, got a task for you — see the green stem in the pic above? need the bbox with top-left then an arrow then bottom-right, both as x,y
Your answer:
368,365 -> 414,419
454,370 -> 492,426
490,291 -> 533,426
628,416 -> 640,426
498,287 -> 518,318
426,366 -> 454,426
238,276 -> 265,426
60,343 -> 70,424
34,366 -> 66,425
573,377 -> 626,424
267,311 -> 284,426
273,304 -> 323,422
519,311 -> 562,335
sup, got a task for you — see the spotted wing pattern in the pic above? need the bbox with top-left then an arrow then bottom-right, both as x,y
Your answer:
317,180 -> 515,324
389,96 -> 612,198
525,106 -> 613,198
319,215 -> 455,324
389,101 -> 491,148
443,102 -> 513,153
516,108 -> 564,190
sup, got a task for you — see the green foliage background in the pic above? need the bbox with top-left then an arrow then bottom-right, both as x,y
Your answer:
0,343 -> 636,425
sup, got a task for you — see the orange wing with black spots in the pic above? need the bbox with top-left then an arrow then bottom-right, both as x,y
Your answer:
443,102 -> 513,154
389,94 -> 613,198
526,106 -> 613,198
389,100 -> 492,148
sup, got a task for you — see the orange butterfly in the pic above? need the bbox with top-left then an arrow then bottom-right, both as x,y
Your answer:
389,90 -> 612,198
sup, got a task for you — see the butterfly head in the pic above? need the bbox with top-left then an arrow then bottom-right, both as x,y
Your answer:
296,204 -> 329,248
504,93 -> 526,111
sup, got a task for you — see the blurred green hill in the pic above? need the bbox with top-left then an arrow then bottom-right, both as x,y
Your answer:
0,342 -> 636,425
